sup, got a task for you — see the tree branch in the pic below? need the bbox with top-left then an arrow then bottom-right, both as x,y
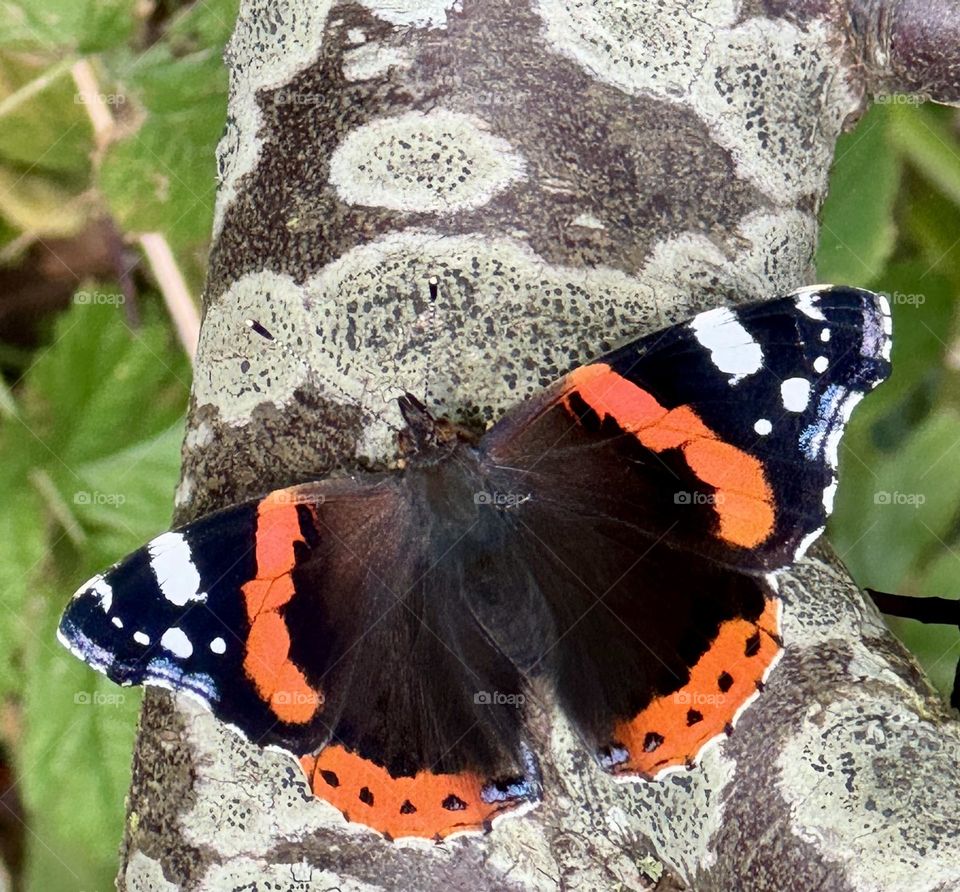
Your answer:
119,1 -> 960,889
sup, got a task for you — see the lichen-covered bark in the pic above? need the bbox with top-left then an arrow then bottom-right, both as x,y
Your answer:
120,1 -> 960,889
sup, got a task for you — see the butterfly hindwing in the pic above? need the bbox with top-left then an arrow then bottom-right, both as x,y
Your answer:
59,477 -> 541,839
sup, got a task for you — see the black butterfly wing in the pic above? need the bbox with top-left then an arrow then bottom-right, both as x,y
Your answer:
476,286 -> 890,774
59,477 -> 540,839
482,286 -> 891,572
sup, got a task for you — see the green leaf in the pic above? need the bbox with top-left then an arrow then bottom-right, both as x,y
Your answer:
887,103 -> 960,210
20,600 -> 141,890
99,47 -> 228,246
816,105 -> 901,283
23,291 -> 190,465
902,168 -> 960,289
0,483 -> 46,694
870,261 -> 954,403
70,423 -> 184,563
165,0 -> 240,53
0,0 -> 137,53
0,292 -> 190,890
883,616 -> 960,703
0,56 -> 93,180
831,409 -> 960,589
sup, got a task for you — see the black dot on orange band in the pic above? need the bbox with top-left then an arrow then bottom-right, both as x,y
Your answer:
400,799 -> 417,814
643,731 -> 664,752
718,671 -> 734,692
745,632 -> 761,657
442,794 -> 467,811
359,786 -> 374,806
320,770 -> 339,788
686,709 -> 704,725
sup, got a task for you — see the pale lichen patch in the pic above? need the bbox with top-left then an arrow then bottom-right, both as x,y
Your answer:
173,474 -> 194,509
571,212 -> 605,229
543,705 -> 731,885
356,0 -> 460,29
640,209 -> 817,313
195,210 -> 812,462
328,109 -> 527,213
125,850 -> 180,892
195,231 -> 660,461
778,697 -> 960,892
342,43 -> 415,81
535,0 -> 738,100
534,3 -> 858,202
184,421 -> 214,450
214,0 -> 333,238
693,18 -> 856,204
200,858 -> 381,891
177,700 -> 369,858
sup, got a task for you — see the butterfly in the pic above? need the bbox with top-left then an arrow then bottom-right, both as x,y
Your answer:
58,285 -> 891,841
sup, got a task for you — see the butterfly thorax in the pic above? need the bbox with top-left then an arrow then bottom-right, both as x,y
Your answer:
397,392 -> 479,466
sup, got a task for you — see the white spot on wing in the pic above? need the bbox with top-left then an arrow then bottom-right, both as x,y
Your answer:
133,631 -> 151,646
160,627 -> 194,659
795,288 -> 826,321
820,328 -> 830,342
81,575 -> 113,613
111,616 -> 123,629
813,356 -> 829,374
795,526 -> 825,560
823,480 -> 838,514
781,377 -> 811,412
210,637 -> 227,655
148,532 -> 207,607
689,306 -> 764,385
754,418 -> 772,436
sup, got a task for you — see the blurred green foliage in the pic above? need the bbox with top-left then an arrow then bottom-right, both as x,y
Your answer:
0,1 -> 234,888
0,1 -> 955,888
818,102 -> 960,698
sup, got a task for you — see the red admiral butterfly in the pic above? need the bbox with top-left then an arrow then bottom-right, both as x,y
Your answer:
58,285 -> 891,840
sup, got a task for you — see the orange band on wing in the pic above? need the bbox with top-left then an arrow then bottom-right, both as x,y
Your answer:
608,597 -> 781,777
564,364 -> 774,548
242,489 -> 323,724
300,745 -> 531,840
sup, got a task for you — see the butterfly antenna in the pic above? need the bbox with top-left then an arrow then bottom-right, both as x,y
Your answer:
244,319 -> 401,434
422,275 -> 440,404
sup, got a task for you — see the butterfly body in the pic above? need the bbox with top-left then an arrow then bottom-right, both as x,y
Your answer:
59,286 -> 892,840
